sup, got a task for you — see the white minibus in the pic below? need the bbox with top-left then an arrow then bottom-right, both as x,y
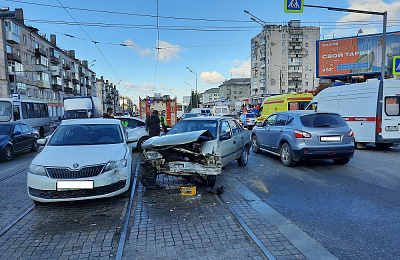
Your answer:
0,98 -> 50,137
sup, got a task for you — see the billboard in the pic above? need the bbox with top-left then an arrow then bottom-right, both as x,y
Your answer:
317,32 -> 400,78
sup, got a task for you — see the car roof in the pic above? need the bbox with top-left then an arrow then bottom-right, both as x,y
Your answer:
61,118 -> 122,125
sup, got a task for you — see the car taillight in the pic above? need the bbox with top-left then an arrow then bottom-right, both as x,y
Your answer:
293,129 -> 311,138
246,119 -> 250,123
376,115 -> 382,133
347,129 -> 354,137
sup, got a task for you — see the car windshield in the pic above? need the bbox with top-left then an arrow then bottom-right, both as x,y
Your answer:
167,120 -> 218,139
183,113 -> 197,118
300,114 -> 347,128
0,101 -> 12,122
63,110 -> 88,119
48,124 -> 124,146
246,114 -> 256,118
0,124 -> 12,135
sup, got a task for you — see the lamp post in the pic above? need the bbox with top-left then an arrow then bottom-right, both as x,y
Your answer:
357,29 -> 363,36
186,67 -> 198,108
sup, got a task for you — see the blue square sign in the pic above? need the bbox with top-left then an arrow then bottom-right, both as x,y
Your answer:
393,56 -> 400,75
285,0 -> 303,13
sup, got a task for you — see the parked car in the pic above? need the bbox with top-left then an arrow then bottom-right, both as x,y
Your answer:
251,111 -> 355,166
239,113 -> 256,129
27,118 -> 137,203
140,117 -> 251,187
114,116 -> 149,151
0,122 -> 39,161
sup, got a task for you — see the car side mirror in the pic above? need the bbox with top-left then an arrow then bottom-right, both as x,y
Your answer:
127,133 -> 139,143
13,131 -> 22,136
219,133 -> 231,141
37,138 -> 47,146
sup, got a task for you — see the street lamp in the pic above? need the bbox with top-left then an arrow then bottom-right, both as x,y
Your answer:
244,10 -> 266,26
357,29 -> 363,36
186,67 -> 198,108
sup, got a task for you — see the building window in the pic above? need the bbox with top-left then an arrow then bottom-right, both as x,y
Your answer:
34,89 -> 38,98
305,51 -> 309,55
282,42 -> 285,47
6,45 -> 12,54
282,34 -> 285,39
305,66 -> 309,71
24,53 -> 27,61
305,43 -> 309,47
305,74 -> 309,79
282,58 -> 286,63
305,35 -> 309,39
282,66 -> 286,71
282,50 -> 286,55
23,34 -> 27,44
17,49 -> 20,56
306,82 -> 309,86
27,88 -> 31,97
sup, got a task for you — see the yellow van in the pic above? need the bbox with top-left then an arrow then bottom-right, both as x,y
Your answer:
256,92 -> 314,123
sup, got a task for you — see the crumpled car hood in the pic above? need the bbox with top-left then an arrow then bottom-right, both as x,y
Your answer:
142,130 -> 213,149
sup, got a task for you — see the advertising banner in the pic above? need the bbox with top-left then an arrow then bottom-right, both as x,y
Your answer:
317,32 -> 400,77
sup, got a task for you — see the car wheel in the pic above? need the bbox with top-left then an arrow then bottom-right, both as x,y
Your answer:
237,146 -> 249,166
139,162 -> 157,187
280,143 -> 296,167
3,145 -> 13,162
137,137 -> 149,152
333,158 -> 351,165
30,139 -> 39,152
251,135 -> 261,154
204,175 -> 216,188
375,143 -> 393,149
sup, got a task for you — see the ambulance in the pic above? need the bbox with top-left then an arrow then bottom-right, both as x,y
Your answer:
256,92 -> 314,123
306,79 -> 400,148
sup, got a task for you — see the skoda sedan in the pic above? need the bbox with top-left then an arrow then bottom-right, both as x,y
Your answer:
251,111 -> 355,166
27,119 -> 137,203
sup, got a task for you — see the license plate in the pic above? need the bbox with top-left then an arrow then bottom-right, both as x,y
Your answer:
57,180 -> 93,190
385,126 -> 399,131
320,136 -> 341,142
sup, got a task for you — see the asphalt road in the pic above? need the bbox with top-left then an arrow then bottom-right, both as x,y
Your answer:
224,144 -> 400,260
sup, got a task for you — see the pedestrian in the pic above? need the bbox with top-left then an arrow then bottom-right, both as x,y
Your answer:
103,107 -> 114,118
160,110 -> 168,133
145,108 -> 154,131
147,110 -> 160,137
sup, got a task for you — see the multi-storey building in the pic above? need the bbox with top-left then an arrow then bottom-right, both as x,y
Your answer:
120,95 -> 133,112
202,88 -> 220,105
218,78 -> 251,103
0,8 -> 122,118
251,20 -> 320,105
97,76 -> 120,114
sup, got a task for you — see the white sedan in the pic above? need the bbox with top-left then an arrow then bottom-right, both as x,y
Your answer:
27,118 -> 137,203
114,116 -> 149,151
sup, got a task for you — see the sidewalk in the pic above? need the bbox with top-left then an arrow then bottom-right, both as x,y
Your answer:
123,174 -> 337,260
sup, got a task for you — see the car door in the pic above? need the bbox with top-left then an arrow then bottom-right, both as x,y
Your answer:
257,114 -> 277,150
218,120 -> 237,166
19,123 -> 33,150
269,114 -> 289,152
227,120 -> 244,158
11,124 -> 24,152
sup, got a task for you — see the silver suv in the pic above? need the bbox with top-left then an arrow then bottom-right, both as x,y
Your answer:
251,111 -> 355,166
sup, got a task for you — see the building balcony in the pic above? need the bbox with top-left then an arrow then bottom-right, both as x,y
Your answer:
5,31 -> 20,44
73,89 -> 79,96
35,48 -> 47,57
51,83 -> 62,91
36,80 -> 50,89
85,84 -> 91,89
51,70 -> 61,77
7,53 -> 22,63
71,78 -> 79,84
62,63 -> 71,70
50,56 -> 60,65
63,76 -> 71,82
64,86 -> 73,94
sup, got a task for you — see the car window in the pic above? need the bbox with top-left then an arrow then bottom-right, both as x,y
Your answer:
264,114 -> 277,126
49,124 -> 124,146
20,124 -> 30,133
234,121 -> 244,132
287,116 -> 295,125
14,125 -> 22,133
300,114 -> 347,128
228,120 -> 240,135
275,114 -> 289,126
220,121 -> 231,135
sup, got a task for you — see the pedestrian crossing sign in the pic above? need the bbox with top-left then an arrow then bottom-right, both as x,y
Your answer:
393,56 -> 400,75
285,0 -> 303,13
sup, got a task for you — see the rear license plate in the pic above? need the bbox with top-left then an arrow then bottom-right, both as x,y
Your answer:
320,136 -> 341,142
57,180 -> 93,190
385,126 -> 399,131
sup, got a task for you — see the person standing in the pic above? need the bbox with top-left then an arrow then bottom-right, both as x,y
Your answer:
145,108 -> 154,131
147,110 -> 160,137
160,110 -> 168,133
103,107 -> 114,118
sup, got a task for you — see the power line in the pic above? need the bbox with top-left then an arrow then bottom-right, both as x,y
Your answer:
56,0 -> 122,83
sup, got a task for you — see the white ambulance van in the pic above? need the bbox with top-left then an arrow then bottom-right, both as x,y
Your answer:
306,79 -> 400,148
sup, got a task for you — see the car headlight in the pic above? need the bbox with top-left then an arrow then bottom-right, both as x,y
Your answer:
104,159 -> 127,172
29,164 -> 47,176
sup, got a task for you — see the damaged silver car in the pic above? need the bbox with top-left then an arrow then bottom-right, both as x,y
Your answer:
140,117 -> 251,187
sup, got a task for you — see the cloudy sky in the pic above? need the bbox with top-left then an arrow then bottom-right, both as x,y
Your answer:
4,0 -> 400,103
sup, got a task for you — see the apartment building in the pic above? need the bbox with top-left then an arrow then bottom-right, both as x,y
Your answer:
96,76 -> 121,114
219,78 -> 251,103
201,87 -> 219,106
251,20 -> 320,104
0,8 -> 122,118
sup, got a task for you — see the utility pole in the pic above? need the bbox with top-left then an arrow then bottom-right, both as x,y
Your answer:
186,67 -> 198,108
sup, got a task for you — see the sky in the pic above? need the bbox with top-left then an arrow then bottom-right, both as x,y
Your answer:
3,0 -> 400,104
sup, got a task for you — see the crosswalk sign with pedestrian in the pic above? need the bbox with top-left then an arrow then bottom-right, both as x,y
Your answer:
393,56 -> 400,75
285,0 -> 303,13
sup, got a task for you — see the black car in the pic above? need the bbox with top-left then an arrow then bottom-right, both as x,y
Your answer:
0,122 -> 40,161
